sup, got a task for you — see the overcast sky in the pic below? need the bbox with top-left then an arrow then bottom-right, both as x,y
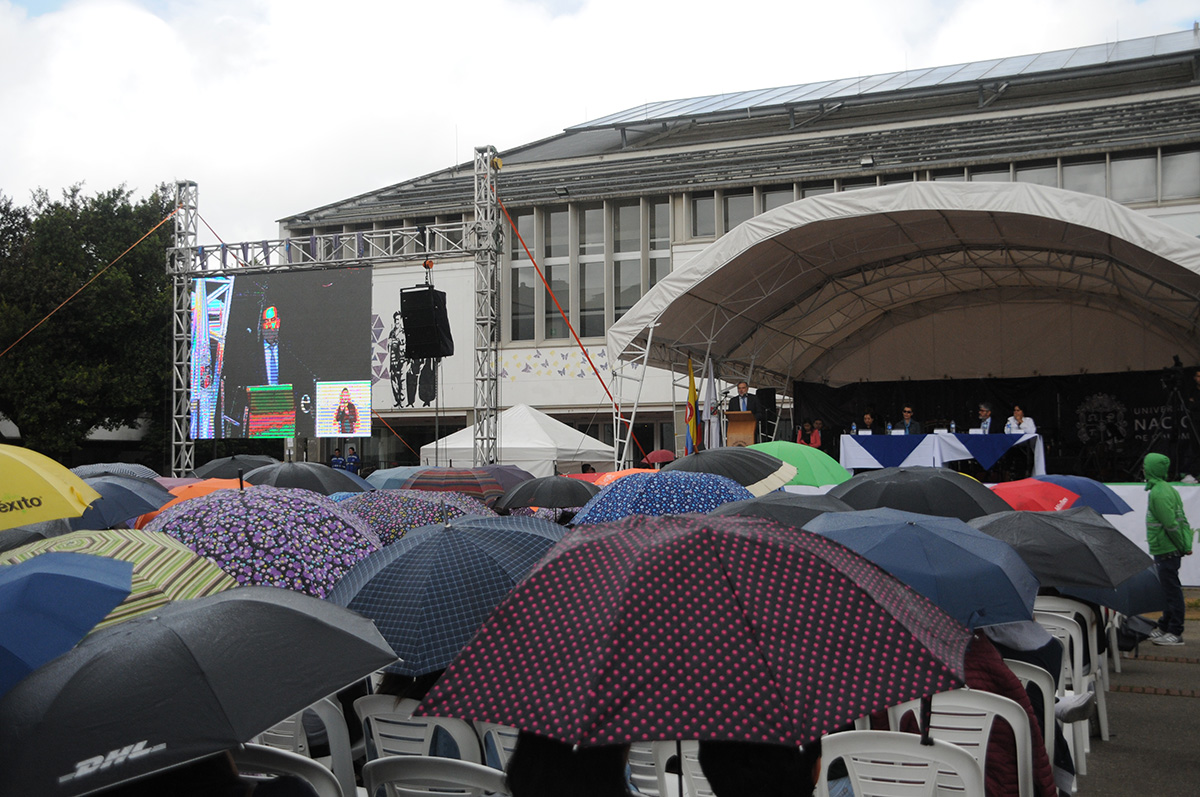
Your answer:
1,0 -> 1196,243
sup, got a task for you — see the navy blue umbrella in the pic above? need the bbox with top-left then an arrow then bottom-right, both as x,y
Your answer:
327,515 -> 565,675
0,552 -> 132,696
573,471 -> 753,525
1032,474 -> 1133,515
75,476 -> 174,530
805,508 -> 1039,629
1061,565 -> 1165,616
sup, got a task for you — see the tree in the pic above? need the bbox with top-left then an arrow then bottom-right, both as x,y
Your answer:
0,185 -> 174,460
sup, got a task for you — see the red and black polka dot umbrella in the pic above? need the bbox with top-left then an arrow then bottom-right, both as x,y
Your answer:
417,514 -> 970,747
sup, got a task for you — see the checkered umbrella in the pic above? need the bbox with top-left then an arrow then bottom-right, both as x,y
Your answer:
147,486 -> 380,598
327,515 -> 565,675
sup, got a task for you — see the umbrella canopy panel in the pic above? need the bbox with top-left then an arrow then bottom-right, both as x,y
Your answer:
606,182 -> 1200,387
1,445 -> 101,531
661,447 -> 797,496
829,466 -> 1013,521
573,471 -> 753,524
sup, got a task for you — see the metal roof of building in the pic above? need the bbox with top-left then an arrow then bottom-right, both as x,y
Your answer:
568,28 -> 1200,130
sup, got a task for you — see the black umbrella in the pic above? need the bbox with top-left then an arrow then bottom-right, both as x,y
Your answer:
968,506 -> 1153,589
661,448 -> 797,496
493,476 -> 601,513
0,586 -> 396,796
192,454 -> 279,479
708,491 -> 855,528
74,476 -> 174,529
828,466 -> 1012,521
243,461 -> 370,495
0,518 -> 75,554
1061,565 -> 1165,616
480,464 -> 536,492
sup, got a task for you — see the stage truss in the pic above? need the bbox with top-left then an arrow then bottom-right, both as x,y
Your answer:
167,146 -> 503,475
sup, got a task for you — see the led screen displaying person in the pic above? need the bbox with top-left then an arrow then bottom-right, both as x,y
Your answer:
335,387 -> 359,434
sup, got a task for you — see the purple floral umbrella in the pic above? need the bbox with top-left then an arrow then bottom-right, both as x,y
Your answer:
341,491 -> 470,545
146,486 -> 380,598
389,489 -> 497,519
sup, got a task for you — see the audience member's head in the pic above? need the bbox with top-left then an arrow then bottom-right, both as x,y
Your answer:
698,738 -> 822,797
506,731 -> 631,797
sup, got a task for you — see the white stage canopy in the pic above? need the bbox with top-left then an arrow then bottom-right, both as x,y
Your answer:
607,182 -> 1200,387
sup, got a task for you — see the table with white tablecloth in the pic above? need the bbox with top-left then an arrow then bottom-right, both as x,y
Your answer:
839,433 -> 1045,475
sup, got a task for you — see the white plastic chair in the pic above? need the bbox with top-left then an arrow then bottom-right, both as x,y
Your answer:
627,741 -> 670,796
676,740 -> 715,797
1002,660 -> 1056,770
886,689 -> 1034,797
362,756 -> 509,797
232,743 -> 344,797
1034,595 -> 1110,740
816,730 -> 985,797
473,721 -> 520,770
253,696 -> 358,797
353,694 -> 481,764
1033,611 -> 1089,775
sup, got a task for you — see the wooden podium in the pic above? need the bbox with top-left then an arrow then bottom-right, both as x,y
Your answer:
726,411 -> 757,447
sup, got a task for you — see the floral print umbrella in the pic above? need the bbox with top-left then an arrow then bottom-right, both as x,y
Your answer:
417,514 -> 970,747
389,489 -> 496,518
146,486 -> 380,598
572,471 -> 753,525
340,490 -> 470,545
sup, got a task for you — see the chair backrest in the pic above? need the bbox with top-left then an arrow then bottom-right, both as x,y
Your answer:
1034,596 -> 1103,679
473,721 -> 520,770
1033,611 -> 1086,694
354,694 -> 481,764
677,740 -> 715,797
253,696 -> 356,797
232,743 -> 344,797
816,730 -> 985,797
627,741 -> 668,797
887,688 -> 1033,797
1002,659 -> 1056,767
362,756 -> 508,797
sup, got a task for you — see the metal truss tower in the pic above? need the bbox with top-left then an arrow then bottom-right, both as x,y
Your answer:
166,152 -> 503,474
471,146 -> 502,466
168,181 -> 199,475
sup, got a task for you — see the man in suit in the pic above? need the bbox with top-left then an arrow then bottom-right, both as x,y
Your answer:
977,402 -> 1003,433
728,382 -> 763,421
899,405 -> 922,435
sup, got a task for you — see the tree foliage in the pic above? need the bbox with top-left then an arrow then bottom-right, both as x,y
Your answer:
0,185 -> 174,460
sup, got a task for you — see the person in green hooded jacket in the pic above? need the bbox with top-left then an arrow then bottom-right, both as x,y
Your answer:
1144,452 -> 1193,645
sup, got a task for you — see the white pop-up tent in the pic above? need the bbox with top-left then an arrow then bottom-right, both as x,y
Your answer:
420,404 -> 614,477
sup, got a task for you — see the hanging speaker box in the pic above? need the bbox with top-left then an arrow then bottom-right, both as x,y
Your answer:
399,285 -> 454,360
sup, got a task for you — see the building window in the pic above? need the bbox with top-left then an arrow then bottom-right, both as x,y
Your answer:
509,211 -> 535,341
1062,158 -> 1106,197
1162,148 -> 1200,200
544,208 -> 569,339
969,166 -> 1011,182
801,181 -> 835,197
840,177 -> 878,191
724,190 -> 754,232
649,198 -> 671,288
1110,152 -> 1157,203
1015,160 -> 1057,187
881,172 -> 916,185
691,193 -> 715,238
613,200 -> 641,322
931,168 -> 966,182
762,186 -> 794,212
578,205 -> 605,338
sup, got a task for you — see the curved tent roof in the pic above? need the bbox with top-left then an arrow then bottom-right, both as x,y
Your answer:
606,182 -> 1200,387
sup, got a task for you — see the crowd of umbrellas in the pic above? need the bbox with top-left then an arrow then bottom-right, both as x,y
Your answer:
0,439 -> 1157,795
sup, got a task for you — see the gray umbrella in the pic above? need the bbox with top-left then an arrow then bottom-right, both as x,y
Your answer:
0,586 -> 397,796
243,461 -> 370,495
493,476 -> 600,513
192,454 -> 279,479
969,506 -> 1153,589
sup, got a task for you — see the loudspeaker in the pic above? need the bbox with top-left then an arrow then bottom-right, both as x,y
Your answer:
756,388 -> 777,419
399,285 -> 454,360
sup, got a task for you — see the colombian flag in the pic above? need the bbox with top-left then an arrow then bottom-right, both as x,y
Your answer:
685,357 -> 698,455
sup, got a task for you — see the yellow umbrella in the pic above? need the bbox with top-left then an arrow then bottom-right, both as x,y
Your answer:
0,444 -> 101,531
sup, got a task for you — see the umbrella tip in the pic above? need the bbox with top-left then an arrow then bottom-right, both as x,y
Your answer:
238,468 -> 244,491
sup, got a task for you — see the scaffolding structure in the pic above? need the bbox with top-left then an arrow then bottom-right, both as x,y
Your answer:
167,151 -> 503,474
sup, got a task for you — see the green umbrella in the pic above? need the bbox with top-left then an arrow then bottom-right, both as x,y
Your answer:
748,441 -> 851,487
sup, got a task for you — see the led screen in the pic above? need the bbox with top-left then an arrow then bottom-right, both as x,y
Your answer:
188,268 -> 371,439
314,380 -> 371,438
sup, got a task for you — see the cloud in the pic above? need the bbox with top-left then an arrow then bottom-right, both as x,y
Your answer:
1,0 -> 1196,243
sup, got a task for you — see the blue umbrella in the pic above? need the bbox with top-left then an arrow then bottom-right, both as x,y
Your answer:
367,465 -> 432,490
327,515 -> 565,675
1032,475 -> 1133,515
804,508 -> 1039,629
0,552 -> 132,695
573,471 -> 753,525
74,476 -> 174,530
1061,565 -> 1165,616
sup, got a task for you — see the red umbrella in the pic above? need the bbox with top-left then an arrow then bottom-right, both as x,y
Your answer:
417,514 -> 969,747
990,478 -> 1080,512
641,449 -> 676,465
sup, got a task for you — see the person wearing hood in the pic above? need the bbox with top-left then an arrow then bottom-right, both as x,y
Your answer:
1144,452 -> 1193,646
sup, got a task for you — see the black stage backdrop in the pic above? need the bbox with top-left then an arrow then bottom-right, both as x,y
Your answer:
792,368 -> 1200,481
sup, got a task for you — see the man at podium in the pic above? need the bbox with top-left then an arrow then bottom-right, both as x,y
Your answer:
727,381 -> 764,445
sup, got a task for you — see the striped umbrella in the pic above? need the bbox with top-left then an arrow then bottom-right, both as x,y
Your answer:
0,528 -> 237,630
395,468 -> 507,507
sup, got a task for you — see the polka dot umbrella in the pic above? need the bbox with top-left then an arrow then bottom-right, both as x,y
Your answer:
572,471 -> 753,525
340,490 -> 470,545
146,485 -> 380,598
416,514 -> 970,748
